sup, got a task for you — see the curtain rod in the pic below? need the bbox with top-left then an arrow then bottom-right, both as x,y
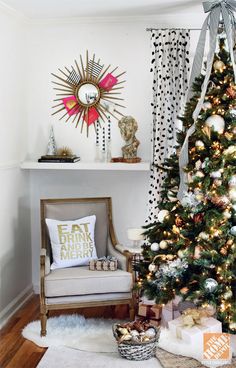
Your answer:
146,27 -> 202,31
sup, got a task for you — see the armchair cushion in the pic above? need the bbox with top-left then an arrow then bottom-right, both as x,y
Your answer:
45,266 -> 132,297
46,215 -> 97,270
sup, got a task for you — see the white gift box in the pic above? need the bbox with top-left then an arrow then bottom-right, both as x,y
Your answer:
168,316 -> 222,344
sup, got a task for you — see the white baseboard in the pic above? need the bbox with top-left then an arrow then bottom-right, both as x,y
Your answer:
0,284 -> 33,329
33,283 -> 39,294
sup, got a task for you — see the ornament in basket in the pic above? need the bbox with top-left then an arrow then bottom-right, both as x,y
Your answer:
113,320 -> 160,360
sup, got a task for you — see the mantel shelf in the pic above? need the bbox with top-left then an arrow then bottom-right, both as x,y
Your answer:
20,161 -> 150,171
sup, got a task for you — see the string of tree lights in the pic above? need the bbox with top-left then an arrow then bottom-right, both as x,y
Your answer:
136,38 -> 236,334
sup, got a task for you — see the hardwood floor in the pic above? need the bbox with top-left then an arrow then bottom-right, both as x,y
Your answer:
0,294 -> 129,368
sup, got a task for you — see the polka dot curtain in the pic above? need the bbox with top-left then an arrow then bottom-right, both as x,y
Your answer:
147,29 -> 190,223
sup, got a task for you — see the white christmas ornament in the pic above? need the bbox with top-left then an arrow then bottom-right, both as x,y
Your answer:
181,192 -> 199,208
210,170 -> 222,179
229,108 -> 236,116
194,170 -> 205,179
159,240 -> 168,249
198,232 -> 209,240
167,190 -> 178,202
157,210 -> 169,223
195,160 -> 202,170
229,188 -> 236,201
195,140 -> 205,149
213,60 -> 225,71
150,242 -> 159,251
230,226 -> 236,236
202,101 -> 212,110
177,250 -> 185,258
229,175 -> 236,187
205,115 -> 225,134
223,145 -> 236,156
148,263 -> 157,272
223,210 -> 231,219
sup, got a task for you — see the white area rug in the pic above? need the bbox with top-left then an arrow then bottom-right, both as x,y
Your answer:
22,314 -> 122,353
36,346 -> 161,368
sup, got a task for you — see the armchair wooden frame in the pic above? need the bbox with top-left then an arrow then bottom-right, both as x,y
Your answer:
40,197 -> 135,336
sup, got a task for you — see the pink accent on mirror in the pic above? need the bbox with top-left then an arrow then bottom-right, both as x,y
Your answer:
99,73 -> 117,91
62,96 -> 80,116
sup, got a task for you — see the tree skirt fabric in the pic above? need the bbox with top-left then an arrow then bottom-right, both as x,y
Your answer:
156,348 -> 236,368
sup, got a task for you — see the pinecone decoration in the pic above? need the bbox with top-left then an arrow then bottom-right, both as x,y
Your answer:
226,85 -> 236,99
193,213 -> 204,224
211,195 -> 230,208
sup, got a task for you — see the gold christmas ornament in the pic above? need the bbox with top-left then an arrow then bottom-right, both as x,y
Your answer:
213,60 -> 225,71
213,179 -> 222,187
224,132 -> 234,140
159,240 -> 168,249
180,287 -> 189,295
166,254 -> 174,260
220,247 -> 227,255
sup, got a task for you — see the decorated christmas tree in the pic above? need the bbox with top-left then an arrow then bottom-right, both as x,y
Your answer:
136,37 -> 236,334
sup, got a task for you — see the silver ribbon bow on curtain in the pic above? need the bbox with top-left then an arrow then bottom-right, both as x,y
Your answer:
177,0 -> 236,202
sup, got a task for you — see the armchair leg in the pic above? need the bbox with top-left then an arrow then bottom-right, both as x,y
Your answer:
40,310 -> 48,337
129,302 -> 135,321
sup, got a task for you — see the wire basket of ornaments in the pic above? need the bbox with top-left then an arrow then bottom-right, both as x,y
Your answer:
112,320 -> 160,360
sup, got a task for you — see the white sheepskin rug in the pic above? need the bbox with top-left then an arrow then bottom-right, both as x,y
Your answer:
22,314 -> 121,353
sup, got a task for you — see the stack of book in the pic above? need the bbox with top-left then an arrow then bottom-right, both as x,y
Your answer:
38,155 -> 80,163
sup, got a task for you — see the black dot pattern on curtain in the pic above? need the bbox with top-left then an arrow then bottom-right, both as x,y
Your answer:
147,29 -> 190,223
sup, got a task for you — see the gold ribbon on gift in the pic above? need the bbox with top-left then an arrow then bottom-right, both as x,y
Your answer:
181,307 -> 214,328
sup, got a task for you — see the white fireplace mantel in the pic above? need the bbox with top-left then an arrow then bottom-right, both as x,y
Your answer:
20,161 -> 150,171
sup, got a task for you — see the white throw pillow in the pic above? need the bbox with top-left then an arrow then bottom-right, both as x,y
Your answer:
46,215 -> 97,270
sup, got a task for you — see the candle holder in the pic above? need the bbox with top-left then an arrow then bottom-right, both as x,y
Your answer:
127,228 -> 144,250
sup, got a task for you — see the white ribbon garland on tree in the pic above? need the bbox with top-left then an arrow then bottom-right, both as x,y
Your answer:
177,0 -> 236,202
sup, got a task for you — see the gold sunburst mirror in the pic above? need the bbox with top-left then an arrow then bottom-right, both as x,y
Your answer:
51,51 -> 126,136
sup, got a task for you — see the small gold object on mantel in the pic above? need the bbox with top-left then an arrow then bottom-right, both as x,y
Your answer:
112,116 -> 141,163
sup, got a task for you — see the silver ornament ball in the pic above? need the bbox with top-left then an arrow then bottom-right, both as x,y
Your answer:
150,242 -> 159,251
230,226 -> 236,236
204,278 -> 218,292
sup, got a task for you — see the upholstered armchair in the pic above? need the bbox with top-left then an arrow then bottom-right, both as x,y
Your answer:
40,197 -> 135,336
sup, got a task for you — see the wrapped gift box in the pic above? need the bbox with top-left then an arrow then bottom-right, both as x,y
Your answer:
168,316 -> 222,344
89,257 -> 117,271
161,298 -> 181,327
138,303 -> 162,319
